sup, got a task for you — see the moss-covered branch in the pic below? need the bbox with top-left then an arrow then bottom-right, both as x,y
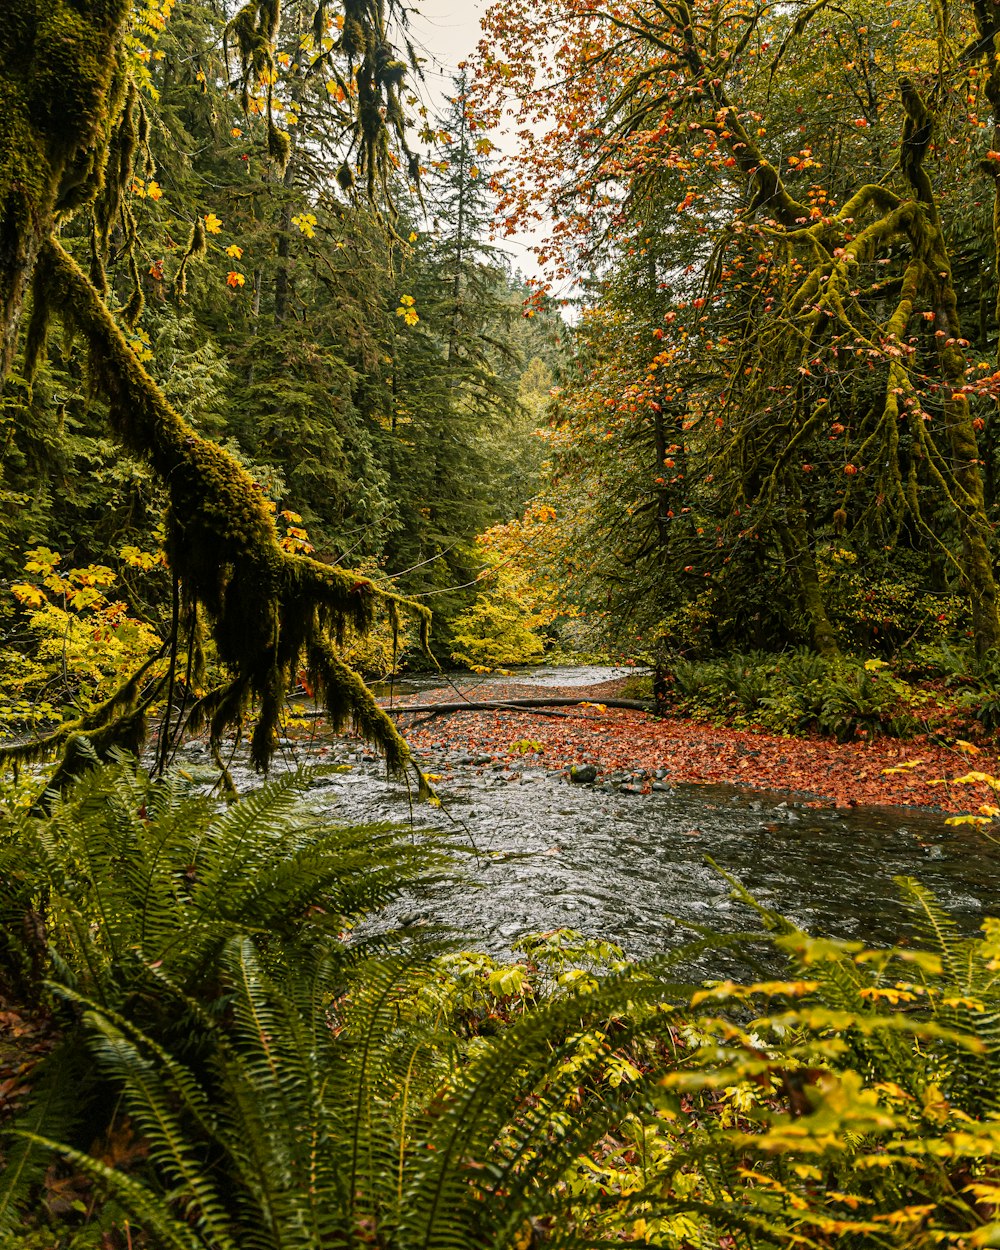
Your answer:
0,0 -> 130,382
15,238 -> 430,777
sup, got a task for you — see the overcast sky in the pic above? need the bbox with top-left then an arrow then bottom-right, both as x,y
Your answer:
407,0 -> 485,95
404,1 -> 551,285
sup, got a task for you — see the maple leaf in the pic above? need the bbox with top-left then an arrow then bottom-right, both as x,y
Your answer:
204,212 -> 223,234
291,212 -> 317,238
226,270 -> 246,287
11,583 -> 46,608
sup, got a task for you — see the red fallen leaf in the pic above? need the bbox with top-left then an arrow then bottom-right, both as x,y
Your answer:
349,677 -> 1000,816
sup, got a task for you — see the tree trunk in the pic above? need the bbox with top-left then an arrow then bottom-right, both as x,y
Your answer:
274,160 -> 296,324
935,291 -> 1000,656
778,512 -> 840,659
0,0 -> 129,387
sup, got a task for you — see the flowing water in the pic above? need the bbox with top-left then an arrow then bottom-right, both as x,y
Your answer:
213,663 -> 1000,965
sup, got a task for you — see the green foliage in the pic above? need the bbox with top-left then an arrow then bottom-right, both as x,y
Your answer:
5,761 -> 1000,1247
449,506 -> 566,671
450,586 -> 547,670
0,545 -> 166,740
661,649 -> 950,740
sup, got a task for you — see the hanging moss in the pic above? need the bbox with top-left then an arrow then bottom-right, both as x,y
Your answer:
13,238 -> 432,780
174,217 -> 208,298
2,0 -> 437,786
0,649 -> 164,774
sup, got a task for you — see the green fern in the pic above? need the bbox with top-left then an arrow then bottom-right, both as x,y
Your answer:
7,762 -> 1000,1249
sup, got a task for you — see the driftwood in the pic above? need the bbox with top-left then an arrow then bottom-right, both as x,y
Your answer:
379,698 -> 657,717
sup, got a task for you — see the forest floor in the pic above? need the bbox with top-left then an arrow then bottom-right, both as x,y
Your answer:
389,675 -> 1000,814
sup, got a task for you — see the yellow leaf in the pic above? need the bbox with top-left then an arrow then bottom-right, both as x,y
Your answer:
953,771 -> 1000,788
204,212 -> 223,234
225,244 -> 243,259
10,583 -> 47,608
24,547 -> 60,574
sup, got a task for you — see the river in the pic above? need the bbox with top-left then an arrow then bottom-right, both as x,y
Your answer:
214,665 -> 1000,964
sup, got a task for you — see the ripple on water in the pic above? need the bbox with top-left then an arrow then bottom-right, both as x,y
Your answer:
225,747 -> 1000,965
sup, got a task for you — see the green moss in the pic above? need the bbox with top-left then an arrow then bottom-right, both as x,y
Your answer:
26,239 -> 431,778
2,0 -> 432,785
1,0 -> 129,379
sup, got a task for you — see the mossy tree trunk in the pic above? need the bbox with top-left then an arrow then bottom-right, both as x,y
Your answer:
607,2 -> 1000,658
0,0 -> 129,385
0,1 -> 431,787
778,510 -> 840,660
898,80 -> 1000,657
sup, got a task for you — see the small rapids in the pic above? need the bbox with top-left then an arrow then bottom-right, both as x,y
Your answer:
210,665 -> 1000,963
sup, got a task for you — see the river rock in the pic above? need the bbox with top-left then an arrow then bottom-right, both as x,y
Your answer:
569,763 -> 598,783
182,766 -> 221,785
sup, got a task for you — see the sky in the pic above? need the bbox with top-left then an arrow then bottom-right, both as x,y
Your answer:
407,0 -> 485,92
405,1 -> 550,284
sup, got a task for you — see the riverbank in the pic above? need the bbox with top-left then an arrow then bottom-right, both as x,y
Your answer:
386,675 -> 1000,815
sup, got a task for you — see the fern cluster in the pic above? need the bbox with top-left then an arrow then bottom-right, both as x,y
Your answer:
3,761 -> 1000,1248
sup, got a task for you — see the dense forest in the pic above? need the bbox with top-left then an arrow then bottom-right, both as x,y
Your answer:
5,1 -> 1000,1247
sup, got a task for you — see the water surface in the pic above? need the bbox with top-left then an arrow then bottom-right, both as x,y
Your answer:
222,738 -> 999,964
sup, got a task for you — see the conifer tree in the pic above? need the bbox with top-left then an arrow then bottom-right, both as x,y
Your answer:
0,0 -> 432,783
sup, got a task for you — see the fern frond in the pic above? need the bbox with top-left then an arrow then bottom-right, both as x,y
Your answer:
13,1133 -> 210,1250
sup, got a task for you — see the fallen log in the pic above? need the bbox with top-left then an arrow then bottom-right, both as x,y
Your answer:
378,697 -> 657,716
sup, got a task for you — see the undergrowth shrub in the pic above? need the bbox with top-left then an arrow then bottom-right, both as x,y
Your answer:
661,649 -> 949,739
3,763 -> 1000,1247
